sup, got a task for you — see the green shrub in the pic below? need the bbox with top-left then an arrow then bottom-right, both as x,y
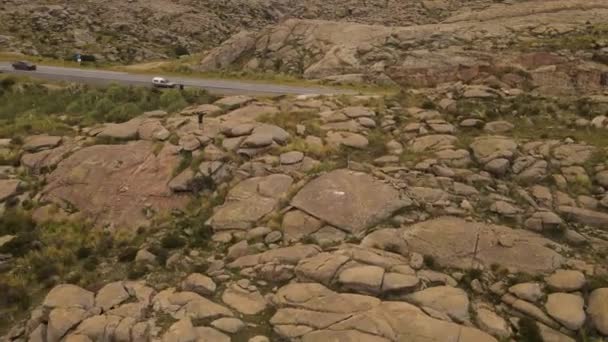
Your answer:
0,209 -> 36,235
0,282 -> 30,309
127,263 -> 148,280
118,246 -> 138,262
161,233 -> 186,249
0,232 -> 37,257
518,317 -> 543,342
106,103 -> 141,122
0,79 -> 213,138
174,45 -> 190,57
76,246 -> 92,259
83,256 -> 99,271
423,255 -> 438,269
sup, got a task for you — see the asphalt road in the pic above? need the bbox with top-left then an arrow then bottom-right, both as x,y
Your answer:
0,62 -> 345,96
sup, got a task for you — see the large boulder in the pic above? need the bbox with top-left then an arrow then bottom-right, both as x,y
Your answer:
588,288 -> 608,335
291,169 -> 410,235
43,284 -> 95,310
400,217 -> 564,274
470,136 -> 517,164
42,141 -> 188,230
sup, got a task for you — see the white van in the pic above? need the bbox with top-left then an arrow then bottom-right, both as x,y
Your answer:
152,77 -> 176,88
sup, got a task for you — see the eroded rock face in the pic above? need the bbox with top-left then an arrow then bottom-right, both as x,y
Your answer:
401,217 -> 564,274
42,141 -> 188,230
270,282 -> 497,341
291,169 -> 410,235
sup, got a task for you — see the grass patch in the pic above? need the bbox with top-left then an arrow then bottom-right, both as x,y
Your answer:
0,75 -> 214,138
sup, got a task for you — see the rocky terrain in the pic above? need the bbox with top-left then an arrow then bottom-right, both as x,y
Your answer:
199,0 -> 608,94
1,75 -> 608,341
2,0 -> 608,341
0,0 -> 500,63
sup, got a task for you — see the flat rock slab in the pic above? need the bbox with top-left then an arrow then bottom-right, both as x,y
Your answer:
291,169 -> 408,235
42,141 -> 188,230
401,217 -> 564,275
95,118 -> 143,140
23,135 -> 62,152
270,283 -> 496,342
21,143 -> 76,174
208,174 -> 293,231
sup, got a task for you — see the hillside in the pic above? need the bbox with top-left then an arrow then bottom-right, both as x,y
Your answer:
1,0 -> 509,63
0,74 -> 607,341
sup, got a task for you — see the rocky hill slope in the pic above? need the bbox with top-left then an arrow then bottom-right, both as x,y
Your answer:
0,0 -> 500,63
198,0 -> 608,95
1,76 -> 608,341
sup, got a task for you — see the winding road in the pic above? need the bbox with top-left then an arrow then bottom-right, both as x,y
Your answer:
0,62 -> 345,96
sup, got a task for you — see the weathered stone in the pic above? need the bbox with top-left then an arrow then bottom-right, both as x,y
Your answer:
43,284 -> 95,310
168,169 -> 197,192
95,282 -> 129,311
588,288 -> 608,335
470,136 -> 517,164
211,317 -> 246,334
382,273 -> 420,293
475,307 -> 510,339
23,135 -> 62,152
484,121 -> 514,133
222,284 -> 267,315
310,226 -> 346,247
484,158 -> 510,176
193,327 -> 230,342
552,144 -> 594,166
47,308 -> 88,342
181,273 -> 217,296
295,252 -> 350,285
503,294 -> 558,328
271,283 -> 495,341
546,270 -> 586,292
162,318 -> 196,342
545,293 -> 585,331
409,135 -> 457,153
137,119 -> 170,141
281,209 -> 323,242
337,265 -> 384,294
279,151 -> 304,165
208,174 -> 293,230
326,131 -> 368,149
401,217 -> 563,274
43,142 -> 187,230
96,118 -> 142,140
406,286 -> 470,323
292,169 -> 408,235
558,206 -> 608,229
508,283 -> 544,303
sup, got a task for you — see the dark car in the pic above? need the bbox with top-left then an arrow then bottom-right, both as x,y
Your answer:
12,61 -> 37,71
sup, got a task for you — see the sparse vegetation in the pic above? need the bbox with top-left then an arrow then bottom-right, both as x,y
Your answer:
517,317 -> 543,342
0,76 -> 214,138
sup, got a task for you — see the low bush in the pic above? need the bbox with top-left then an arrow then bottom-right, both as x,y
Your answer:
0,78 -> 215,138
118,246 -> 139,263
517,317 -> 543,342
161,233 -> 186,249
